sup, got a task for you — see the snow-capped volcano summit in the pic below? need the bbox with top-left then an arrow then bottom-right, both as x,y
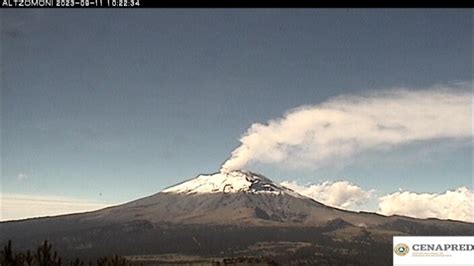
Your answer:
2,170 -> 473,264
162,170 -> 301,197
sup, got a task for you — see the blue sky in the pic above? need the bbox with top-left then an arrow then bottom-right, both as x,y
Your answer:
1,10 -> 472,211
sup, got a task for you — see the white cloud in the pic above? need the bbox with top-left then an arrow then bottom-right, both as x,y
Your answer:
282,180 -> 474,223
0,194 -> 112,221
17,173 -> 28,181
221,84 -> 472,172
281,180 -> 373,210
378,187 -> 474,223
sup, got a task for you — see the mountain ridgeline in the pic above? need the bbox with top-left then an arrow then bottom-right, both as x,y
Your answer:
1,170 -> 473,265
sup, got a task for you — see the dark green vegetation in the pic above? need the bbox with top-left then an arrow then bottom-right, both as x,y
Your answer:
0,240 -> 283,265
0,240 -> 141,266
2,218 -> 472,265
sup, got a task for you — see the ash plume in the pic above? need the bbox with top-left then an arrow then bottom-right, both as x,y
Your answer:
221,83 -> 472,172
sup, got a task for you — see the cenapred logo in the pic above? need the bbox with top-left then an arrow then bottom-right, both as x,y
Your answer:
394,243 -> 410,256
394,236 -> 474,265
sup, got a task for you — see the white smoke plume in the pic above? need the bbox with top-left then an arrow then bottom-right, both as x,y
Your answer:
221,84 -> 472,172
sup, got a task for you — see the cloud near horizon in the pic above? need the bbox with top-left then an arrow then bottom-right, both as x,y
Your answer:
281,180 -> 374,210
2,186 -> 472,223
283,180 -> 473,223
378,187 -> 474,223
221,84 -> 472,172
0,194 -> 112,221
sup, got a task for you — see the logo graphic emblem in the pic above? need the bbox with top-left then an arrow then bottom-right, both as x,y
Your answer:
394,243 -> 410,256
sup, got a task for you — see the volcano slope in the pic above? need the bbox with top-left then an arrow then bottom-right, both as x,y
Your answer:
1,171 -> 473,265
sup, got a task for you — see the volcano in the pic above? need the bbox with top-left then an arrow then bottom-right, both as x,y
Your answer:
1,171 -> 473,264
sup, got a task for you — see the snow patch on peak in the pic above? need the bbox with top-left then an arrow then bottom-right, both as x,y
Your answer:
162,170 -> 302,197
